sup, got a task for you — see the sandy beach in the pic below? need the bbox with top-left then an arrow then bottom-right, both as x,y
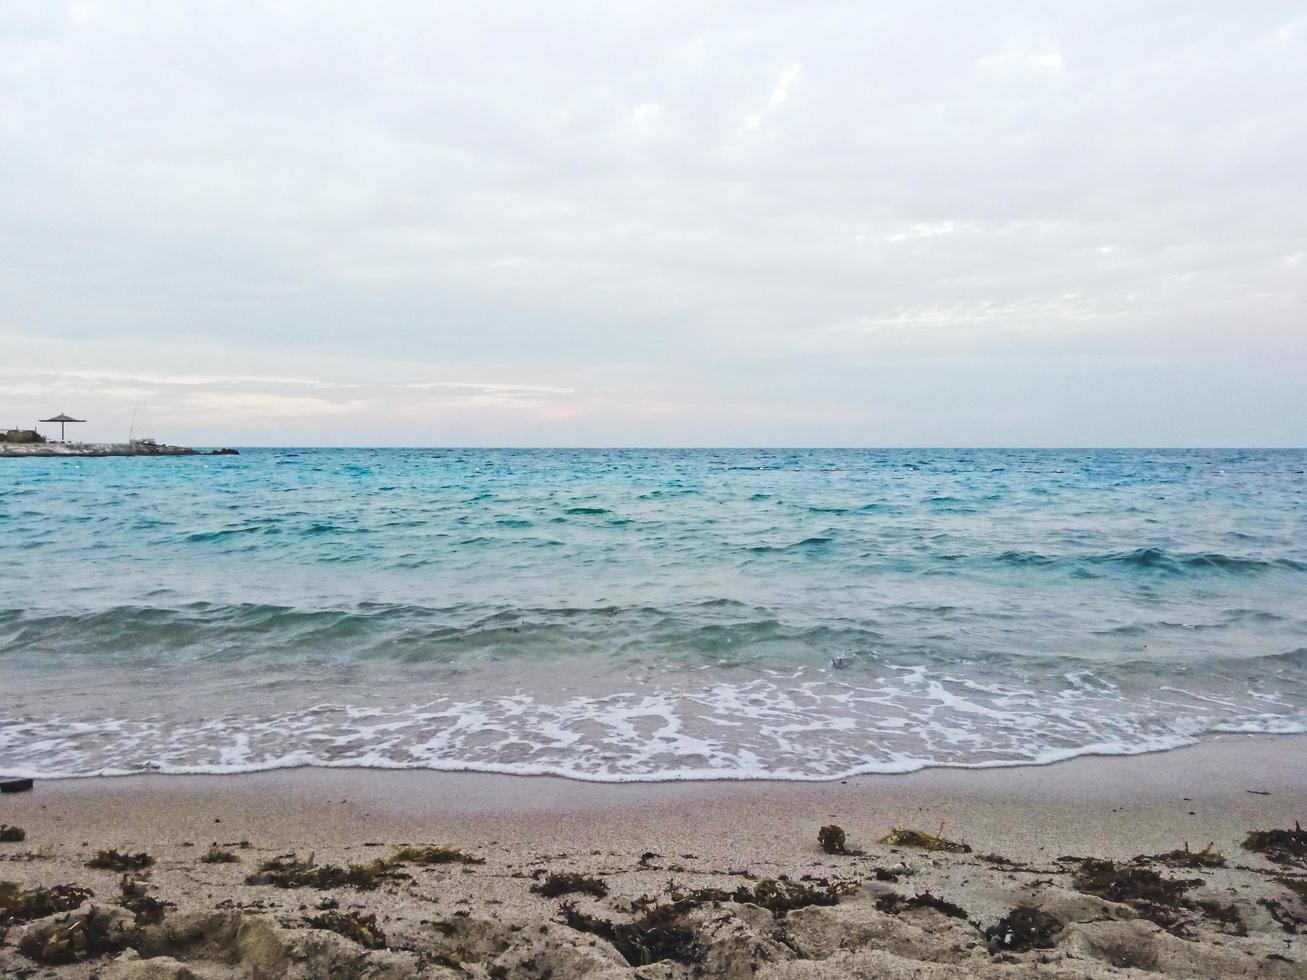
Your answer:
3,734 -> 1305,978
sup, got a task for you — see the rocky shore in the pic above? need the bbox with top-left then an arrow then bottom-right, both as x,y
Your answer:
0,443 -> 237,457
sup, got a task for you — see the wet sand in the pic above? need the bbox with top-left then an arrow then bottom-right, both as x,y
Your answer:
3,734 -> 1305,978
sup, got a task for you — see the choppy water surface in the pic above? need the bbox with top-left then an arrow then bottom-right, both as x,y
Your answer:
1,448 -> 1304,780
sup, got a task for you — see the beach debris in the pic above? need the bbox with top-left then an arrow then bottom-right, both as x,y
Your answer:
984,905 -> 1063,951
1243,822 -> 1307,866
1194,899 -> 1246,936
559,899 -> 700,966
1141,841 -> 1225,869
0,825 -> 25,842
558,873 -> 858,967
879,826 -> 972,853
1072,858 -> 1197,906
1071,858 -> 1208,931
199,846 -> 240,864
875,890 -> 968,920
817,824 -> 863,855
1277,877 -> 1307,900
115,874 -> 170,926
121,892 -> 169,926
86,849 -> 154,871
531,872 -> 609,899
679,877 -> 856,916
387,845 -> 484,866
244,853 -> 403,890
1,881 -> 94,926
1259,897 -> 1306,934
16,905 -> 131,964
638,851 -> 660,867
0,778 -> 33,793
306,909 -> 388,949
872,865 -> 913,881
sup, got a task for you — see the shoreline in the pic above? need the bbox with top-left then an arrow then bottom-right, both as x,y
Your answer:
3,734 -> 1304,977
9,734 -> 1305,855
8,727 -> 1307,787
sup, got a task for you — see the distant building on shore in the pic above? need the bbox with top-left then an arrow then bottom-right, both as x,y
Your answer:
2,428 -> 46,444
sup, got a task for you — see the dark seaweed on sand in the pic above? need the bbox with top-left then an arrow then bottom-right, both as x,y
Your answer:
388,845 -> 484,866
984,905 -> 1063,951
1070,858 -> 1242,934
200,846 -> 241,864
122,892 -> 169,925
1140,841 -> 1225,869
818,824 -> 863,855
1259,897 -> 1307,934
1243,822 -> 1307,866
879,827 -> 972,854
1,881 -> 94,926
86,849 -> 154,872
558,875 -> 855,967
307,909 -> 388,949
560,900 -> 701,967
245,853 -> 404,890
875,890 -> 968,920
531,872 -> 609,899
682,877 -> 856,916
0,825 -> 25,843
16,905 -> 126,964
1278,877 -> 1307,900
1072,859 -> 1197,906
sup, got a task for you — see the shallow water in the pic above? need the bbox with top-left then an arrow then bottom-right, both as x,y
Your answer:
1,448 -> 1304,780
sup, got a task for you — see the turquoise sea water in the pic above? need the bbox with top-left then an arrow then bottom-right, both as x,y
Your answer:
1,448 -> 1304,780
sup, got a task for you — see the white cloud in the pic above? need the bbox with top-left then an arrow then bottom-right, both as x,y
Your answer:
978,39 -> 1065,73
0,2 -> 1303,445
181,392 -> 370,419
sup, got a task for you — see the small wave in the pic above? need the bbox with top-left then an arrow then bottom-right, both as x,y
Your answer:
1105,547 -> 1304,574
990,547 -> 1304,575
564,506 -> 611,515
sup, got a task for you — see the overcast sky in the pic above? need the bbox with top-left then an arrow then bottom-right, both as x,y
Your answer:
2,2 -> 1304,446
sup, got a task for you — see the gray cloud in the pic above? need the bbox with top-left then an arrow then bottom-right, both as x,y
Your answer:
1,1 -> 1303,445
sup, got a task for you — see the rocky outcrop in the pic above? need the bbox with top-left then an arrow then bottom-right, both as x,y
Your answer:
0,442 -> 238,457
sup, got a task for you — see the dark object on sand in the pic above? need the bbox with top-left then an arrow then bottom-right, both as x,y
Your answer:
875,890 -> 968,920
1141,841 -> 1225,868
0,881 -> 94,926
387,845 -> 484,866
560,899 -> 701,967
879,827 -> 972,853
0,778 -> 33,793
16,905 -> 126,964
1243,822 -> 1307,866
818,824 -> 854,854
532,872 -> 609,898
307,909 -> 388,949
1072,858 -> 1197,905
985,905 -> 1064,951
682,877 -> 854,915
245,853 -> 403,890
0,824 -> 25,842
199,846 -> 240,864
86,849 -> 155,872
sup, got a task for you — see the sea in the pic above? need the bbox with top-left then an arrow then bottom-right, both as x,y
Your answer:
1,448 -> 1304,782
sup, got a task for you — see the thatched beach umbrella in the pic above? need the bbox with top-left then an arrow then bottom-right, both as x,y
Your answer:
39,413 -> 86,442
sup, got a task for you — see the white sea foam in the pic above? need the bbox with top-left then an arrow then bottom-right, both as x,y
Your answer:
2,672 -> 1303,782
